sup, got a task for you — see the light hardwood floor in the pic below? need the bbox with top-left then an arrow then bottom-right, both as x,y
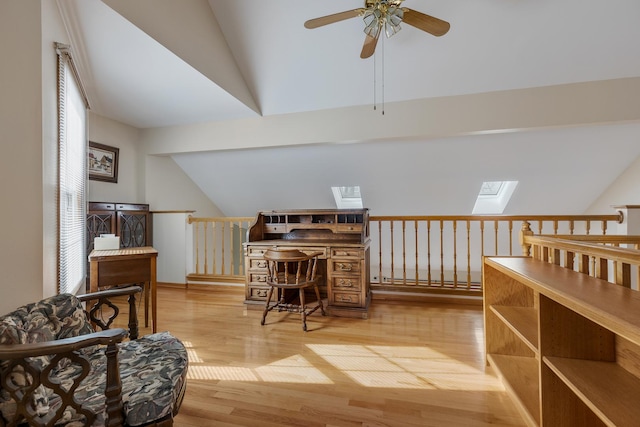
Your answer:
129,285 -> 525,427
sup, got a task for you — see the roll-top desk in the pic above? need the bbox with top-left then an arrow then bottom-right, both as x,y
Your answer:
244,209 -> 371,318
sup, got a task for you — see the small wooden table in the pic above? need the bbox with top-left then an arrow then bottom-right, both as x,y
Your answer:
88,246 -> 158,333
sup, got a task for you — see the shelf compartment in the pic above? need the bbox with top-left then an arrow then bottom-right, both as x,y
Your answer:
490,305 -> 539,353
544,356 -> 640,426
487,353 -> 540,426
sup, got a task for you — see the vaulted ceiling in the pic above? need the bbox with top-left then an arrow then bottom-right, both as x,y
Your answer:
60,0 -> 640,216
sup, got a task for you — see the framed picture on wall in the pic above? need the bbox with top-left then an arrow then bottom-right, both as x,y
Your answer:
88,141 -> 119,183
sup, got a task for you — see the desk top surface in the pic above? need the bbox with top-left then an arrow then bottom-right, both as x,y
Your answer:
244,239 -> 369,247
89,246 -> 157,260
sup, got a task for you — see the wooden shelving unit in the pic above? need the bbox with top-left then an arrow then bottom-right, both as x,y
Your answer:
483,256 -> 640,426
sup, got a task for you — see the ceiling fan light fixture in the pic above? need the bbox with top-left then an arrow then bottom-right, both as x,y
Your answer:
385,8 -> 403,38
363,9 -> 382,38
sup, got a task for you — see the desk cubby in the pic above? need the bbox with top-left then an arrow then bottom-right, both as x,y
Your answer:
484,257 -> 640,426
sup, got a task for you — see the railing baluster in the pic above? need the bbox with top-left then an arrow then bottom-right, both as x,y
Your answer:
427,220 -> 432,286
508,220 -> 513,255
390,221 -> 395,285
378,220 -> 383,284
194,222 -> 201,275
439,220 -> 444,286
466,220 -> 471,289
480,220 -> 485,259
453,220 -> 458,287
414,220 -> 419,285
204,222 -> 209,275
402,220 -> 407,284
211,222 -> 219,274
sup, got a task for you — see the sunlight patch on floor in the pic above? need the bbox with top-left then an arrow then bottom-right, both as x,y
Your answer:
308,344 -> 504,390
186,353 -> 332,383
184,341 -> 503,390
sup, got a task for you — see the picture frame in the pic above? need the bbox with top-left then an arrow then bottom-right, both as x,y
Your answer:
88,141 -> 119,183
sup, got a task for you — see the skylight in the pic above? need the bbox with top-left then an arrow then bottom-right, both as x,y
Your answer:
472,181 -> 518,214
332,186 -> 363,209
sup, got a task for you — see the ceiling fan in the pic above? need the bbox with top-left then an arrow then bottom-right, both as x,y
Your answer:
304,0 -> 450,59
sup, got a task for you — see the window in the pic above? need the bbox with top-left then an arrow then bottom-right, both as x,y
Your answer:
56,43 -> 89,295
472,181 -> 518,214
332,186 -> 363,209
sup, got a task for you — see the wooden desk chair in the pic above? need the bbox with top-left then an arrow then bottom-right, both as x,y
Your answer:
261,249 -> 325,331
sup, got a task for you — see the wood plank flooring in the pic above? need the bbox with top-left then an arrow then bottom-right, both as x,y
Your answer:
127,285 -> 525,427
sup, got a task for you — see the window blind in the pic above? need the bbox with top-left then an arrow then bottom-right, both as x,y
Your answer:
56,43 -> 88,295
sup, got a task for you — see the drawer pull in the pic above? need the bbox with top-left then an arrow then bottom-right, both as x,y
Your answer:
335,251 -> 349,256
256,275 -> 266,282
257,289 -> 268,297
338,279 -> 354,287
338,296 -> 353,302
337,263 -> 353,271
256,261 -> 267,268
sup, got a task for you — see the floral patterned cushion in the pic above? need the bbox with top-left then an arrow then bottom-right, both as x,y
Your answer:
0,293 -> 93,346
0,295 -> 188,426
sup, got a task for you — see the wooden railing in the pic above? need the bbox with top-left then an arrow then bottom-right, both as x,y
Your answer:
521,234 -> 640,289
185,213 -> 623,295
186,216 -> 253,283
368,214 -> 622,296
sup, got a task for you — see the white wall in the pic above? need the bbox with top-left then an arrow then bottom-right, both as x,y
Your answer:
586,155 -> 640,214
145,154 -> 223,217
0,1 -> 68,313
88,112 -> 142,203
152,212 -> 192,284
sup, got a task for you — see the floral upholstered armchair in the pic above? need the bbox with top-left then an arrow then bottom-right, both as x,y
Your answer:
0,286 -> 188,427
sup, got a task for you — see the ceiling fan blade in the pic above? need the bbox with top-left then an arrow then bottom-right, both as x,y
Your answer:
360,32 -> 380,59
401,8 -> 450,37
304,9 -> 364,29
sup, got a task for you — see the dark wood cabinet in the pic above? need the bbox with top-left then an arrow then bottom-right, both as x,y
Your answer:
87,202 -> 152,252
115,203 -> 152,248
86,202 -> 152,281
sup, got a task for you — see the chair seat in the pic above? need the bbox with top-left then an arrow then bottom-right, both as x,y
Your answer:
0,331 -> 187,427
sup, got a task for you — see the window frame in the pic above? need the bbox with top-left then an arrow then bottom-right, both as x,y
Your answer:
56,42 -> 89,295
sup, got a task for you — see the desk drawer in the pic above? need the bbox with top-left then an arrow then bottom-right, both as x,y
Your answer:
331,276 -> 360,290
330,260 -> 361,273
247,247 -> 269,257
331,248 -> 363,258
264,225 -> 286,234
248,273 -> 268,284
331,291 -> 362,307
335,224 -> 363,234
247,286 -> 269,301
248,259 -> 268,270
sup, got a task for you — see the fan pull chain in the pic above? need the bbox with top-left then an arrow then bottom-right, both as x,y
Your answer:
373,45 -> 377,111
381,35 -> 385,115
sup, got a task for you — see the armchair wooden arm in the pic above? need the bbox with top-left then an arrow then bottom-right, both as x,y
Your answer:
78,285 -> 142,340
0,328 -> 127,359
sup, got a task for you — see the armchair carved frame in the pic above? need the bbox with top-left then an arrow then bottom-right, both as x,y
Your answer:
0,286 -> 187,427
